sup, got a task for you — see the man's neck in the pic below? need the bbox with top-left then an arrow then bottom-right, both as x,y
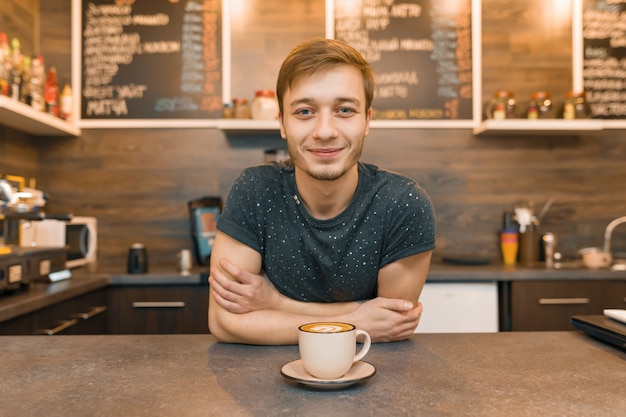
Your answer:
294,165 -> 359,220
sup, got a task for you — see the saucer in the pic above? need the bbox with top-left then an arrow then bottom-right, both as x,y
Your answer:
280,359 -> 376,389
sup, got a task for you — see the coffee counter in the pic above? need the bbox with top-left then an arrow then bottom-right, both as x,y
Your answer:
3,332 -> 625,416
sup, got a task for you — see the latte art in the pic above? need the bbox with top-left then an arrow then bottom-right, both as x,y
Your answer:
300,322 -> 354,333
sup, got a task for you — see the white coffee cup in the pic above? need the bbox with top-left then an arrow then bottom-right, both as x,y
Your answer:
298,322 -> 371,380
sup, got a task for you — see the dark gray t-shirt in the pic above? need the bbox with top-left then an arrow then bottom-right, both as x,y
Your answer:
217,161 -> 436,302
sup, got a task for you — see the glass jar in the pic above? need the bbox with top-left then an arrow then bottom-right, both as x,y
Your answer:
232,98 -> 250,119
563,91 -> 591,119
221,102 -> 234,119
528,91 -> 554,119
486,91 -> 516,119
251,90 -> 279,120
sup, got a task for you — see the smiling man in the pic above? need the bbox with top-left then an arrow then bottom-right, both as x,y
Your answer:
208,38 -> 436,345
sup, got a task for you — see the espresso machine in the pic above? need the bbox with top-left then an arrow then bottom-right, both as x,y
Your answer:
0,180 -> 69,294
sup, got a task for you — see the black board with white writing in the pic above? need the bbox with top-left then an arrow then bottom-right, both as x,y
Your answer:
583,0 -> 626,119
79,0 -> 222,121
333,0 -> 473,120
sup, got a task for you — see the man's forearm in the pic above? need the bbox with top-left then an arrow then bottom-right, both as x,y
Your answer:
209,300 -> 357,345
276,294 -> 361,316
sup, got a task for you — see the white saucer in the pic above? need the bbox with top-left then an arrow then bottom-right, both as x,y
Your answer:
280,359 -> 376,389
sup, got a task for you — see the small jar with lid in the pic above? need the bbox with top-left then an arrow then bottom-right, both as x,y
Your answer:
251,90 -> 279,120
232,98 -> 250,119
527,91 -> 554,119
563,91 -> 591,119
221,102 -> 234,119
486,91 -> 516,119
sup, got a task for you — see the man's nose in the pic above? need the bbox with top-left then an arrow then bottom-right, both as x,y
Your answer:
313,111 -> 338,140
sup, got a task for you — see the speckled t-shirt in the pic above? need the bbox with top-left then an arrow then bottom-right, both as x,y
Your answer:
217,161 -> 436,302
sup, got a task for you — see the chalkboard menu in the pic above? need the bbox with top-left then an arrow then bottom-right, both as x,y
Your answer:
79,0 -> 222,122
583,0 -> 626,119
332,0 -> 473,120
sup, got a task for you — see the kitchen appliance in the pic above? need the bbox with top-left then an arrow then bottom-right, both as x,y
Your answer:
65,216 -> 98,269
188,196 -> 222,266
0,247 -> 68,294
9,215 -> 96,269
127,243 -> 148,274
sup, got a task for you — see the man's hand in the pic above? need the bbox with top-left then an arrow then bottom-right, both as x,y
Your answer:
350,298 -> 422,343
209,258 -> 283,314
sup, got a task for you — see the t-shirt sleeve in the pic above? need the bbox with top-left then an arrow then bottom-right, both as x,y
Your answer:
216,169 -> 263,253
380,182 -> 436,268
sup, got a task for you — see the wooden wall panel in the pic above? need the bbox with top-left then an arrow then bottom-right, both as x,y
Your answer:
0,0 -> 624,271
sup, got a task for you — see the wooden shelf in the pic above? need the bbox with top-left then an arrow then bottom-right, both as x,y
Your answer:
473,119 -> 602,136
0,96 -> 80,137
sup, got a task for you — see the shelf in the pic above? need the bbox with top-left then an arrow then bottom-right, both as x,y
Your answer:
473,119 -> 602,136
0,96 -> 80,137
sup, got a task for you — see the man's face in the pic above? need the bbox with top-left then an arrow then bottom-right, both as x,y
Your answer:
279,65 -> 371,182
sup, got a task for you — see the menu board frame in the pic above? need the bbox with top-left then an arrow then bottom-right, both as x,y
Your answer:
325,0 -> 482,128
579,0 -> 626,125
71,0 -> 230,128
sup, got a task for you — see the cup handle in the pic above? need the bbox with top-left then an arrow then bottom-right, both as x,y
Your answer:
353,329 -> 371,363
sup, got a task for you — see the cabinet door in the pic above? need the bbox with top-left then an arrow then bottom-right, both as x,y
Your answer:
510,280 -> 626,331
0,289 -> 107,335
107,284 -> 209,334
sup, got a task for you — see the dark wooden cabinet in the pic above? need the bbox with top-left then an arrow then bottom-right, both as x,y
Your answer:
507,280 -> 626,331
106,284 -> 209,334
0,289 -> 107,335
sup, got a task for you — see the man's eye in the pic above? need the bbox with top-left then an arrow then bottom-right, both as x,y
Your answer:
338,107 -> 355,115
297,108 -> 312,116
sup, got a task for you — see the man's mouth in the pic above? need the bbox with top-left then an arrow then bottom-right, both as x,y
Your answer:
309,148 -> 342,159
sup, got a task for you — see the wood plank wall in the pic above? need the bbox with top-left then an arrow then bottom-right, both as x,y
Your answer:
1,0 -> 625,272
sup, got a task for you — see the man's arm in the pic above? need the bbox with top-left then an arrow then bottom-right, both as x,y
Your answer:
208,232 -> 428,345
208,232 -> 359,344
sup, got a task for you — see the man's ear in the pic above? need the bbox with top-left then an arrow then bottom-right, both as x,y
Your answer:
278,113 -> 287,139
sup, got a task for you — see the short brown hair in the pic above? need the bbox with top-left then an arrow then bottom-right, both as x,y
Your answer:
276,38 -> 375,114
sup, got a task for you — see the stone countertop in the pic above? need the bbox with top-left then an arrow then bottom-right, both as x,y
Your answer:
3,332 -> 625,417
427,262 -> 626,281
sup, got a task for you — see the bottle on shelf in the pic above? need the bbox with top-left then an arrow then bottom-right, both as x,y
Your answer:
0,33 -> 9,96
44,66 -> 59,117
20,56 -> 32,105
59,84 -> 73,122
29,55 -> 45,111
9,38 -> 23,101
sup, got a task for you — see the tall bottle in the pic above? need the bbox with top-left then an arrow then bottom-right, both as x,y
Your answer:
29,55 -> 45,111
9,38 -> 24,101
44,66 -> 59,117
20,56 -> 31,105
59,84 -> 73,122
0,33 -> 10,96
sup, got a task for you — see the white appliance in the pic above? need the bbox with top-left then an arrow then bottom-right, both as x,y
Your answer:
416,282 -> 499,333
65,216 -> 97,268
19,216 -> 97,269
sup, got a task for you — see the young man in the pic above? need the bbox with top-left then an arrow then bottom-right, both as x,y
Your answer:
208,38 -> 435,345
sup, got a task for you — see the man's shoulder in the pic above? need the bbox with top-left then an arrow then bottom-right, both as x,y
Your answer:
237,161 -> 293,184
360,162 -> 417,188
